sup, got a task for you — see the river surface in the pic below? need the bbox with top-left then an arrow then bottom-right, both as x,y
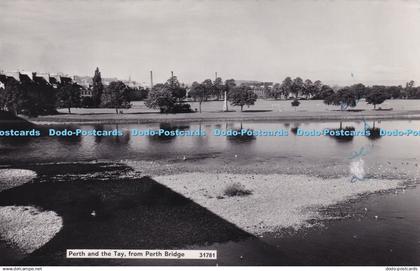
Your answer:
59,99 -> 420,114
1,120 -> 420,163
0,120 -> 419,265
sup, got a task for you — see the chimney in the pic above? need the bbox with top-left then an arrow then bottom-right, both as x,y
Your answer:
150,70 -> 153,89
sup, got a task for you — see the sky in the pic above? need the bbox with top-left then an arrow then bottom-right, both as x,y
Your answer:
1,0 -> 420,86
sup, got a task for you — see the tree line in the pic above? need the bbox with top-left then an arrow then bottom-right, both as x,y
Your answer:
265,77 -> 420,100
145,76 -> 257,113
0,74 -> 57,116
1,68 -> 420,116
0,68 -> 147,116
147,75 -> 420,113
89,68 -> 147,114
264,77 -> 420,110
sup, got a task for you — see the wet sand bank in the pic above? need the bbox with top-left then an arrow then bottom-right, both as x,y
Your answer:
153,173 -> 406,234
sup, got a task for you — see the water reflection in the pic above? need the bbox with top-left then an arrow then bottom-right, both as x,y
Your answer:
0,120 -> 418,165
327,122 -> 355,142
226,122 -> 257,144
148,123 -> 190,143
290,122 -> 300,135
290,126 -> 299,135
367,121 -> 382,140
93,124 -> 130,145
56,129 -> 82,145
0,120 -> 42,147
0,134 -> 34,147
192,122 -> 209,147
227,130 -> 256,143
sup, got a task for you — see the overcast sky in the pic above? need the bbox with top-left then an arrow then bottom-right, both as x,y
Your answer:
1,0 -> 420,86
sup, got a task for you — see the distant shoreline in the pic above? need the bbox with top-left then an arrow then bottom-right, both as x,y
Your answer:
25,109 -> 420,124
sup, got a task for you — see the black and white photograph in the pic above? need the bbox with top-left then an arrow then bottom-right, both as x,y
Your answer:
1,0 -> 420,269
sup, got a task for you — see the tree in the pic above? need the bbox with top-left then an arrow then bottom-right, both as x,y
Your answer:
0,86 -> 3,110
291,77 -> 304,98
213,77 -> 224,100
92,67 -> 104,107
349,83 -> 366,100
39,79 -> 57,114
165,76 -> 186,102
312,80 -> 323,97
262,82 -> 271,98
81,96 -> 94,108
406,80 -> 415,89
201,79 -> 213,102
281,77 -> 293,99
388,86 -> 402,99
57,83 -> 82,114
18,76 -> 41,116
127,86 -> 148,101
271,83 -> 282,99
291,98 -> 300,110
229,86 -> 258,111
303,79 -> 313,99
366,89 -> 389,109
313,85 -> 334,100
1,75 -> 58,117
0,77 -> 21,114
414,87 -> 420,99
324,87 -> 357,110
188,81 -> 209,113
405,80 -> 416,99
145,83 -> 176,113
225,79 -> 236,93
188,82 -> 199,101
101,81 -> 131,114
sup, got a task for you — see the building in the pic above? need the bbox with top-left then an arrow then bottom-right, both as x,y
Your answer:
0,70 -> 143,98
3,71 -> 20,81
19,72 -> 33,83
102,77 -> 119,86
60,75 -> 72,85
123,79 -> 142,89
49,74 -> 61,88
73,75 -> 92,88
239,81 -> 274,98
34,72 -> 50,83
81,86 -> 93,97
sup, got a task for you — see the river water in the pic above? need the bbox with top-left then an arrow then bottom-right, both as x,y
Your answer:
0,120 -> 419,265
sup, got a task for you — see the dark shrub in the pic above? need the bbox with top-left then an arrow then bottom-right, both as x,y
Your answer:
161,103 -> 193,113
81,96 -> 95,108
291,98 -> 300,107
223,183 -> 253,197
